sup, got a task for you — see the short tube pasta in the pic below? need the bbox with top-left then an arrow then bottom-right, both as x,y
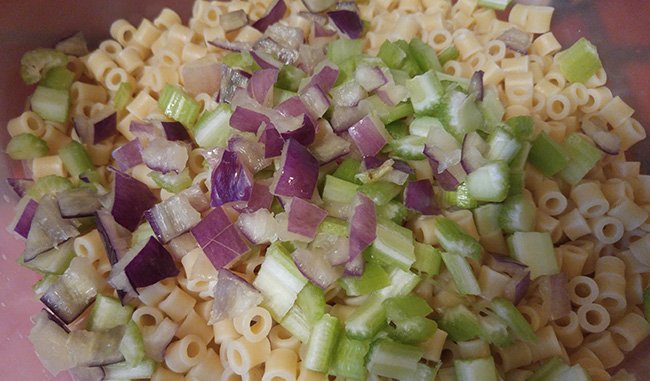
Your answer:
608,312 -> 650,352
226,336 -> 271,375
577,303 -> 611,333
551,311 -> 583,349
582,331 -> 625,369
568,276 -> 599,306
570,181 -> 610,218
261,348 -> 298,381
165,334 -> 207,373
232,306 -> 273,343
268,324 -> 301,352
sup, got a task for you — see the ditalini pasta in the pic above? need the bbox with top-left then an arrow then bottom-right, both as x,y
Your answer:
7,0 -> 650,380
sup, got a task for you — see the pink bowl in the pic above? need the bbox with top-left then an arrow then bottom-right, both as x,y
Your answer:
0,1 -> 648,379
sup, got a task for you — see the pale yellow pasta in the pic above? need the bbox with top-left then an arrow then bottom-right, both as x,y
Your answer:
85,49 -> 118,83
31,155 -> 67,179
558,244 -> 589,278
187,348 -> 224,380
507,3 -> 528,29
601,178 -> 634,206
177,309 -> 214,344
181,43 -> 208,64
73,229 -> 111,275
577,303 -> 611,333
233,306 -> 273,343
268,324 -> 301,352
500,56 -> 529,73
594,272 -> 627,315
261,348 -> 298,381
420,328 -> 447,362
625,272 -> 644,307
495,340 -> 532,372
227,336 -> 271,375
7,111 -> 46,137
527,325 -> 563,363
588,215 -> 624,244
471,7 -> 495,34
71,81 -> 109,105
99,39 -> 123,59
443,60 -> 471,77
534,78 -> 562,99
221,366 -> 243,381
477,265 -> 509,300
328,304 -> 356,323
444,209 -> 480,241
453,0 -> 476,16
608,312 -> 650,352
551,311 -> 583,349
583,331 -> 625,369
531,32 -> 561,57
165,334 -> 207,373
410,215 -> 438,245
568,275 -> 599,306
426,28 -> 453,51
615,117 -> 646,151
518,304 -> 548,332
132,305 -> 166,329
505,370 -> 534,381
110,19 -> 137,46
40,123 -> 72,154
159,286 -> 197,322
296,365 -> 327,381
569,346 -> 605,372
558,208 -> 590,242
127,90 -> 159,119
213,318 -> 241,344
597,96 -> 634,128
153,8 -> 182,31
534,178 -> 568,216
66,56 -> 86,81
138,279 -> 176,306
455,339 -> 489,360
103,66 -> 132,92
151,366 -> 184,381
451,9 -> 474,29
545,93 -> 572,120
134,19 -> 162,49
607,198 -> 648,234
130,163 -> 162,189
478,58 -> 505,87
580,86 -> 613,114
536,211 -> 563,243
522,5 -> 554,33
596,256 -> 626,280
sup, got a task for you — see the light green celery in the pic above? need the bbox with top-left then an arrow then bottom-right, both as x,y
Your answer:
508,171 -> 525,196
158,84 -> 202,128
113,82 -> 133,111
276,65 -> 306,92
409,38 -> 443,72
367,221 -> 415,270
375,267 -> 421,300
436,72 -> 470,90
478,0 -> 511,10
412,242 -> 442,276
478,312 -> 513,347
329,336 -> 370,380
20,48 -> 68,85
40,66 -> 75,90
344,295 -> 387,339
454,357 -> 498,381
253,242 -> 308,319
509,141 -> 531,172
557,38 -> 602,84
403,363 -> 439,381
273,87 -> 296,106
119,320 -> 145,364
554,365 -> 592,381
58,140 -> 98,182
33,274 -> 59,298
466,161 -> 510,202
433,217 -> 481,260
339,262 -> 390,296
384,295 -> 432,322
439,89 -> 484,139
335,57 -> 357,85
317,216 -> 348,237
20,240 -> 75,275
438,304 -> 481,342
86,294 -> 134,331
385,120 -> 409,139
486,128 -> 522,163
322,175 -> 359,204
479,88 -> 505,133
103,358 -> 156,379
358,181 -> 402,206
442,182 -> 478,209
281,303 -> 312,343
131,222 -> 154,247
149,168 -> 192,193
381,102 -> 415,125
389,135 -> 426,160
389,316 -> 437,344
505,115 -> 534,141
366,338 -> 424,380
191,103 -> 233,148
507,232 -> 559,279
499,194 -> 536,233
31,85 -> 70,123
327,39 -> 363,66
437,46 -> 459,66
394,40 -> 422,77
376,201 -> 409,225
527,357 -> 569,381
26,175 -> 73,199
378,40 -> 407,69
296,283 -> 326,324
644,288 -> 650,323
441,252 -> 481,295
332,158 -> 362,184
409,116 -> 443,137
528,131 -> 570,176
222,51 -> 258,71
304,314 -> 341,373
6,133 -> 49,160
406,70 -> 445,116
558,133 -> 604,185
473,203 -> 502,236
490,297 -> 537,342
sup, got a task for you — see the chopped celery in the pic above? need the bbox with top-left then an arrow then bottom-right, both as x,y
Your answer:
554,365 -> 592,381
389,135 -> 426,160
377,201 -> 409,225
473,203 -> 502,236
366,338 -> 424,380
405,70 -> 445,116
131,222 -> 154,246
158,84 -> 202,128
327,39 -> 363,66
345,295 -> 387,339
317,216 -> 348,237
385,120 -> 409,139
358,181 -> 402,206
437,46 -> 459,66
477,0 -> 511,10
486,128 -> 522,163
304,314 -> 341,373
394,40 -> 422,77
508,171 -> 525,196
222,51 -> 257,71
281,303 -> 313,343
296,282 -> 326,324
528,357 -> 569,381
412,242 -> 442,276
367,221 -> 415,270
558,133 -> 603,185
40,66 -> 75,90
490,297 -> 537,342
384,295 -> 432,322
409,38 -> 443,72
119,320 -> 145,364
329,336 -> 370,380
381,102 -> 415,125
466,161 -> 510,202
339,262 -> 390,296
20,239 -> 75,275
103,358 -> 156,379
6,133 -> 49,160
403,363 -> 439,381
409,116 -> 443,137
149,168 -> 192,193
26,175 -> 73,199
479,87 -> 505,133
276,64 -> 307,92
509,141 -> 531,172
433,217 -> 481,260
322,175 -> 359,204
479,312 -> 513,347
332,158 -> 362,184
58,140 -> 98,182
438,304 -> 481,342
507,231 -> 559,279
31,85 -> 70,123
378,40 -> 407,69
86,294 -> 134,331
454,357 -> 498,381
388,316 -> 437,344
439,89 -> 484,140
442,182 -> 478,209
20,48 -> 68,85
113,82 -> 133,111
528,131 -> 569,176
557,38 -> 602,84
505,115 -> 534,141
441,252 -> 481,295
375,267 -> 421,300
498,194 -> 536,233
191,103 -> 233,148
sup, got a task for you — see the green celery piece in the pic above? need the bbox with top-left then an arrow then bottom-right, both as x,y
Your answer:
322,175 -> 359,204
40,66 -> 75,90
367,221 -> 415,270
473,203 -> 502,236
103,358 -> 156,379
505,115 -> 534,141
557,38 -> 602,84
335,56 -> 357,86
554,365 -> 592,381
26,175 -> 73,199
477,0 -> 512,10
281,303 -> 313,343
403,363 -> 439,381
366,338 -> 424,380
479,87 -> 505,133
131,222 -> 154,247
378,40 -> 407,69
385,120 -> 409,139
413,242 -> 442,276
338,261 -> 390,296
222,51 -> 257,71
329,336 -> 370,380
454,357 -> 498,381
409,116 -> 443,137
441,251 -> 481,295
438,304 -> 481,342
433,217 -> 481,260
119,320 -> 145,364
31,85 -> 70,123
466,161 -> 510,202
381,102 -> 415,125
558,133 -> 603,185
409,38 -> 443,72
304,314 -> 341,373
527,357 -> 570,381
87,294 -> 134,331
490,297 -> 537,342
20,239 -> 75,275
393,40 -> 422,77
6,133 -> 49,160
437,46 -> 459,66
643,288 -> 650,323
508,231 -> 559,279
498,194 -> 536,233
158,84 -> 202,128
345,294 -> 387,339
508,171 -> 525,196
405,70 -> 445,116
33,274 -> 59,297
276,64 -> 307,92
58,140 -> 98,181
317,216 -> 348,237
478,312 -> 513,347
439,89 -> 484,140
358,181 -> 402,206
509,141 -> 531,172
191,103 -> 233,148
332,158 -> 362,184
437,72 -> 470,90
486,128 -> 522,163
442,182 -> 478,209
149,168 -> 192,193
20,48 -> 68,85
376,201 -> 409,225
296,282 -> 326,324
375,267 -> 421,300
327,39 -> 363,66
113,82 -> 133,111
273,87 -> 296,106
388,316 -> 437,344
528,131 -> 570,177
384,295 -> 432,322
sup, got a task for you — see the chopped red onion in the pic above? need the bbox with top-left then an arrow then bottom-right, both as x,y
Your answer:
161,121 -> 192,142
393,159 -> 414,174
281,114 -> 316,146
191,207 -> 250,269
259,122 -> 285,158
251,49 -> 282,70
112,139 -> 143,171
220,9 -> 249,32
345,252 -> 364,276
7,178 -> 34,198
509,271 -> 531,305
271,139 -> 319,199
242,182 -> 274,213
210,150 -> 254,207
300,85 -> 331,119
95,209 -> 132,265
144,194 -> 202,244
404,180 -> 438,215
73,108 -> 117,145
298,43 -> 328,74
348,115 -> 389,157
230,107 -> 271,134
461,131 -> 488,174
497,28 -> 532,54
248,68 -> 279,106
375,83 -> 409,106
181,56 -> 222,96
57,187 -> 102,218
327,10 -> 363,39
218,65 -> 250,104
292,247 -> 343,289
13,198 -> 38,238
110,170 -> 157,231
228,135 -> 271,173
236,208 -> 280,244
314,22 -> 337,38
581,117 -> 621,155
23,195 -> 79,261
125,237 -> 179,288
275,96 -> 312,118
426,156 -> 465,191
55,31 -> 88,57
305,63 -> 339,93
208,39 -> 253,52
301,0 -> 337,13
487,254 -> 528,275
355,64 -> 388,92
330,80 -> 365,107
254,37 -> 299,66
142,138 -> 189,174
310,119 -> 351,163
287,197 -> 328,240
265,23 -> 305,50
210,269 -> 262,323
540,273 -> 571,320
129,120 -> 162,140
424,124 -> 462,174
348,193 -> 376,265
179,185 -> 210,212
330,104 -> 368,132
469,70 -> 485,102
252,0 -> 287,32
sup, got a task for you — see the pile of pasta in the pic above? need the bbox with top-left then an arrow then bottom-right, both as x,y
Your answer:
7,0 -> 650,380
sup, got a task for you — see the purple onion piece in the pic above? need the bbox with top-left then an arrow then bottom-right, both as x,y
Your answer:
314,22 -> 337,37
161,121 -> 191,142
218,65 -> 251,104
540,273 -> 571,320
211,269 -> 262,323
287,197 -> 328,240
181,57 -> 222,96
511,271 -> 531,305
230,106 -> 271,134
301,0 -> 337,13
271,139 -> 319,199
300,85 -> 331,119
13,198 -> 39,238
210,150 -> 254,207
251,50 -> 282,70
112,139 -> 143,172
348,193 -> 376,262
236,208 -> 279,244
95,209 -> 132,266
487,254 -> 528,275
142,138 -> 189,174
280,114 -> 316,146
310,120 -> 352,164
275,96 -> 311,118
425,155 -> 463,191
330,104 -> 367,132
362,156 -> 386,171
191,207 -> 250,269
248,68 -> 279,106
93,111 -> 117,144
392,159 -> 414,174
404,180 -> 437,215
327,10 -> 363,39
265,23 -> 305,50
7,178 -> 34,198
259,123 -> 284,158
348,115 -> 389,157
23,195 -> 79,262
252,0 -> 287,32
344,252 -> 365,276
355,64 -> 388,92
292,247 -> 343,289
305,64 -> 339,94
461,131 -> 488,174
228,135 -> 271,173
144,194 -> 202,244
469,70 -> 485,102
330,80 -> 365,108
208,39 -> 253,52
110,170 -> 157,231
497,28 -> 532,54
124,237 -> 179,289
129,121 -> 160,139
242,182 -> 274,213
